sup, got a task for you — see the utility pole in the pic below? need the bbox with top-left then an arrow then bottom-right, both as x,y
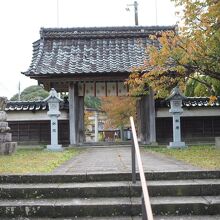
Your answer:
126,1 -> 139,26
57,0 -> 59,27
155,0 -> 158,25
134,1 -> 138,26
18,81 -> 21,101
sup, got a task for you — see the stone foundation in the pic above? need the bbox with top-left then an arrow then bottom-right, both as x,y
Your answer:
215,137 -> 220,149
0,141 -> 17,155
0,133 -> 12,142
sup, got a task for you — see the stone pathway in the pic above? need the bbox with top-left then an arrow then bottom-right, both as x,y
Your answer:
53,146 -> 201,174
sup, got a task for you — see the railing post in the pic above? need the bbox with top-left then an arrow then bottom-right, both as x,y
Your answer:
131,132 -> 136,183
130,116 -> 154,220
142,194 -> 147,220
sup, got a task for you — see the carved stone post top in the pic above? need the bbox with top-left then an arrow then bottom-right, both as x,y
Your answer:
0,97 -> 7,111
44,88 -> 63,116
166,86 -> 187,114
166,86 -> 187,101
44,88 -> 63,103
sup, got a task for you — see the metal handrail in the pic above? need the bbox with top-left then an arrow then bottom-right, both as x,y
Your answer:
130,116 -> 154,220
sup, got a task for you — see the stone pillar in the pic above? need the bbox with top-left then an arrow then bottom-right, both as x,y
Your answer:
50,115 -> 59,146
172,114 -> 182,143
94,111 -> 99,142
44,88 -> 63,151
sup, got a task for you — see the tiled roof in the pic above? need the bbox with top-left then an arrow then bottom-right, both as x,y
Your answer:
6,97 -> 220,112
155,97 -> 220,108
22,26 -> 175,76
5,100 -> 69,112
5,101 -> 47,111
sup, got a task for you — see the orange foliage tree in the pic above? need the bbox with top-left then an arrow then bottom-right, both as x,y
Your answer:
101,97 -> 136,129
127,0 -> 220,97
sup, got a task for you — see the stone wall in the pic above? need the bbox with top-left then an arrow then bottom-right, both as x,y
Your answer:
0,97 -> 17,155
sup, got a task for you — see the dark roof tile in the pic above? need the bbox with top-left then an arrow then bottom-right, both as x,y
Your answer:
5,101 -> 48,112
22,26 -> 175,76
6,97 -> 220,113
155,97 -> 220,108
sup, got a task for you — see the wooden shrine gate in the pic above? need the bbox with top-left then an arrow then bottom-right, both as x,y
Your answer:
22,26 -> 175,145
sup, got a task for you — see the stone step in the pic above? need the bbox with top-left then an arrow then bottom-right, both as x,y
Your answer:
77,141 -> 132,147
131,179 -> 220,197
2,216 -> 220,220
0,170 -> 219,183
0,196 -> 219,217
131,196 -> 220,216
152,216 -> 220,220
0,197 -> 132,218
0,179 -> 219,199
0,181 -> 131,199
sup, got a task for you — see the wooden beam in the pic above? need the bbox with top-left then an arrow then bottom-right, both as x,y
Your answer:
33,73 -> 129,83
116,81 -> 119,96
83,82 -> 86,97
94,81 -> 96,97
105,81 -> 108,97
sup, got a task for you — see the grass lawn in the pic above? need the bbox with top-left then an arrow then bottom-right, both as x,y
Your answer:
0,147 -> 80,174
146,145 -> 220,170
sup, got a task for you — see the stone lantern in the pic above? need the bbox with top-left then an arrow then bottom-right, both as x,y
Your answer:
44,88 -> 63,151
166,86 -> 187,148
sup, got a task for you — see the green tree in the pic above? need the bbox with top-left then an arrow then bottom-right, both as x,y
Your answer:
11,85 -> 102,108
84,96 -> 101,109
127,0 -> 220,97
185,75 -> 220,97
10,85 -> 49,101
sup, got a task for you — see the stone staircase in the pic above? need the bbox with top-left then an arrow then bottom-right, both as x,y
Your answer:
0,171 -> 219,219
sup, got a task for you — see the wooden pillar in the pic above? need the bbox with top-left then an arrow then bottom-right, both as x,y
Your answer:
69,83 -> 85,145
78,96 -> 85,143
149,88 -> 157,144
136,98 -> 141,141
140,95 -> 150,144
136,89 -> 156,144
69,82 -> 78,145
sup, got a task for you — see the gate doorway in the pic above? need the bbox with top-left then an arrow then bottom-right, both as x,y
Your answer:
85,96 -> 136,143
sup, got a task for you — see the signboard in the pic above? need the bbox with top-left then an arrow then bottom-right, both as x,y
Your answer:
78,81 -> 128,97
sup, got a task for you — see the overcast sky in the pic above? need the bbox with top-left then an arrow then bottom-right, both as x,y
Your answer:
0,0 -> 177,99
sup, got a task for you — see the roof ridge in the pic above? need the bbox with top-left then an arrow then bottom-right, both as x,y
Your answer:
7,101 -> 47,104
40,26 -> 176,39
41,25 -> 175,31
